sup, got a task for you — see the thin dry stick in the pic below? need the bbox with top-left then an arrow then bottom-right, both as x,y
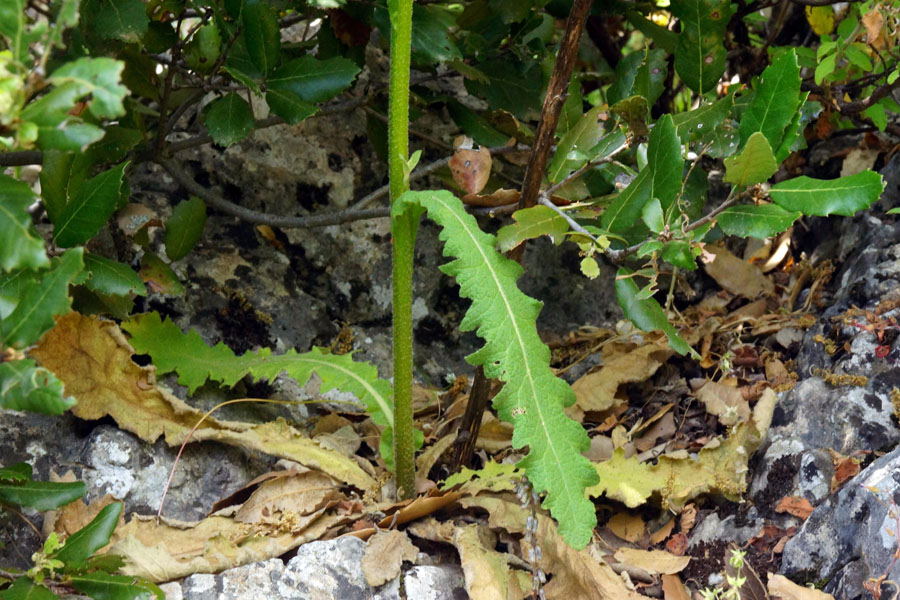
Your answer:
452,0 -> 593,472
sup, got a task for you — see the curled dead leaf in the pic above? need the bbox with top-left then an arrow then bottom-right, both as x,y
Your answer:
361,529 -> 418,587
450,145 -> 492,195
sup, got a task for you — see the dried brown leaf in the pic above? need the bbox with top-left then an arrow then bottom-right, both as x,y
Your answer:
694,380 -> 750,426
234,470 -> 341,527
453,524 -> 511,600
774,496 -> 814,520
31,313 -> 376,490
768,573 -> 834,599
607,512 -> 645,543
661,573 -> 691,600
703,245 -> 774,299
450,146 -> 493,195
613,548 -> 691,575
361,529 -> 419,587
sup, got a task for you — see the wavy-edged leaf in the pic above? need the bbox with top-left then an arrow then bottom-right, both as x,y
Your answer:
70,572 -> 163,600
268,56 -> 361,104
82,254 -> 146,297
203,93 -> 254,147
55,502 -> 122,564
0,462 -> 31,482
164,197 -> 206,261
769,171 -> 885,216
615,268 -> 695,357
53,162 -> 129,247
717,204 -> 801,239
0,174 -> 48,272
739,49 -> 801,151
496,205 -> 569,253
648,114 -> 682,214
671,0 -> 735,94
0,359 -> 75,415
0,476 -> 85,511
121,312 -> 393,429
242,2 -> 279,74
394,189 -> 598,549
48,57 -> 129,120
723,132 -> 777,188
0,248 -> 84,348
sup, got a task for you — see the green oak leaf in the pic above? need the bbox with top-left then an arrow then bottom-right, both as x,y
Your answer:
671,0 -> 735,94
615,268 -> 695,357
53,162 -> 129,247
496,205 -> 569,253
717,204 -> 801,239
769,171 -> 885,217
82,253 -> 146,297
164,197 -> 207,261
723,132 -> 778,188
739,49 -> 801,152
0,174 -> 48,272
203,93 -> 255,147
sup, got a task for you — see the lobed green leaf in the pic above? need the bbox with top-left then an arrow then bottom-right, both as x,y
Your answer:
394,190 -> 599,549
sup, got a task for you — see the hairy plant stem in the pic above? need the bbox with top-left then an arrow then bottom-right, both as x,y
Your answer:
388,0 -> 416,500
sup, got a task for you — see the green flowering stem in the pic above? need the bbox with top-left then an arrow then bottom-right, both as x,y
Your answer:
387,0 -> 416,500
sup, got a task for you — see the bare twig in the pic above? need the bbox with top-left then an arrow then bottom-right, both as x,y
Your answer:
0,151 -> 43,166
539,140 -> 629,203
158,157 -> 390,228
538,196 -> 602,244
453,0 -> 593,472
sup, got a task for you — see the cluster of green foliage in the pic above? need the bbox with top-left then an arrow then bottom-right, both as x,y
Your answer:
1,0 -> 897,577
0,464 -> 162,599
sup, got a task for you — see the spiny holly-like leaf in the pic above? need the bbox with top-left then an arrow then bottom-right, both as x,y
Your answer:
496,205 -> 569,253
615,268 -> 695,357
203,93 -> 254,147
739,49 -> 801,152
0,359 -> 75,415
394,189 -> 599,549
723,132 -> 778,188
55,502 -> 122,564
671,0 -> 735,94
0,174 -> 49,272
717,204 -> 801,239
0,247 -> 84,348
769,170 -> 885,216
121,312 -> 393,430
53,162 -> 129,247
82,253 -> 146,297
164,197 -> 206,261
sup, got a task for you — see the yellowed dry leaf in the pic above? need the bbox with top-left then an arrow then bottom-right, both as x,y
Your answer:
416,433 -> 456,479
453,524 -> 510,600
840,147 -> 879,177
460,495 -> 650,600
361,529 -> 419,587
768,573 -> 835,599
694,380 -> 750,426
661,573 -> 692,600
570,343 -> 672,419
613,548 -> 690,575
44,472 -> 122,539
314,425 -> 362,457
475,413 -> 514,453
234,470 -> 341,527
32,313 -> 376,490
703,245 -> 774,299
106,511 -> 346,582
607,512 -> 645,543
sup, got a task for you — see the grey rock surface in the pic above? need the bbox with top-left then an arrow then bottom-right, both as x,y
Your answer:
178,539 -> 406,600
781,446 -> 900,598
404,565 -> 467,600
